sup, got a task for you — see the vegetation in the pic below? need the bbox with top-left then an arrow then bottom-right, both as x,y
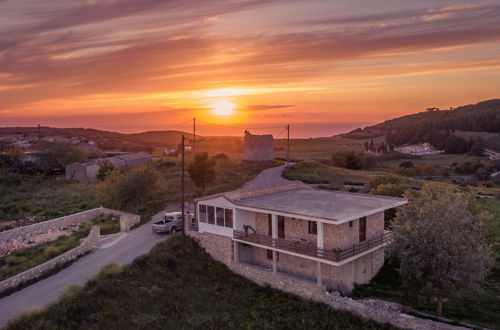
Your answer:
95,159 -> 116,181
96,165 -> 162,213
346,99 -> 500,154
187,152 -> 217,195
0,172 -> 98,224
0,215 -> 119,281
6,236 -> 395,330
331,151 -> 376,170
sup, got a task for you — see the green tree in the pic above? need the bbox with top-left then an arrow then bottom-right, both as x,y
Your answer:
389,185 -> 493,316
187,152 -> 216,195
96,160 -> 117,181
368,175 -> 401,191
96,165 -> 161,212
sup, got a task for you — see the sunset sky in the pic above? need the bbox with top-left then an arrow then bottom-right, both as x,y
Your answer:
1,0 -> 500,137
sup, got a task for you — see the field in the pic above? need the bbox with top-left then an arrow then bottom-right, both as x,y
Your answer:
0,172 -> 98,225
0,215 -> 120,282
6,235 -> 395,330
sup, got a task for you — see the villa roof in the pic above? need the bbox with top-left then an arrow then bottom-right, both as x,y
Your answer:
198,182 -> 407,223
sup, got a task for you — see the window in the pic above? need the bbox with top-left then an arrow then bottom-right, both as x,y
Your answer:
207,206 -> 215,224
349,220 -> 353,228
224,209 -> 233,228
216,207 -> 225,226
308,221 -> 317,235
277,216 -> 285,238
199,204 -> 207,223
359,217 -> 366,242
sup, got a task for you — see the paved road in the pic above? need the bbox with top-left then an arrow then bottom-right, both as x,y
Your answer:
0,205 -> 181,328
242,164 -> 290,190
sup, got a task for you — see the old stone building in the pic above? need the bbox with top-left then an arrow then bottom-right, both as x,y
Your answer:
243,131 -> 274,161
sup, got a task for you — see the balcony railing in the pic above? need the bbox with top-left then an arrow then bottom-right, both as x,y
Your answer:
189,222 -> 199,232
233,231 -> 394,263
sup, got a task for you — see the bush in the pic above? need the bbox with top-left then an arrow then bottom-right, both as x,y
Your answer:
371,183 -> 406,197
368,175 -> 401,190
331,151 -> 376,170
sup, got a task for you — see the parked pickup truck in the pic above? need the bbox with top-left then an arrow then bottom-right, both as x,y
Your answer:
152,212 -> 183,234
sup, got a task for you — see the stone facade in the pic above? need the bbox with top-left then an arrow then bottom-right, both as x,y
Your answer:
0,208 -> 140,257
0,226 -> 100,294
243,133 -> 274,161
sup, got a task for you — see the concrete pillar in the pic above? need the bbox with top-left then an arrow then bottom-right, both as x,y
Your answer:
272,251 -> 277,273
271,214 -> 278,239
317,222 -> 324,249
317,261 -> 323,287
233,241 -> 239,263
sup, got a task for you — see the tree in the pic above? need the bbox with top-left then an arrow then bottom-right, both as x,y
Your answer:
39,142 -> 86,173
96,165 -> 161,212
389,186 -> 492,316
187,152 -> 216,195
96,159 -> 117,181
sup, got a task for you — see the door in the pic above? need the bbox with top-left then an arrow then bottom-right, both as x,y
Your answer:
359,217 -> 366,242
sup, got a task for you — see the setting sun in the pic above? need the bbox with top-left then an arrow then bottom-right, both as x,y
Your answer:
211,99 -> 236,116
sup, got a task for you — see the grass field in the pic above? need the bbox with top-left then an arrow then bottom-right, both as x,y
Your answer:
6,235 -> 395,330
0,214 -> 120,282
0,172 -> 98,224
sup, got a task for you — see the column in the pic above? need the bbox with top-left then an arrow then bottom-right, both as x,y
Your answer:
317,222 -> 324,287
233,241 -> 239,263
272,214 -> 278,273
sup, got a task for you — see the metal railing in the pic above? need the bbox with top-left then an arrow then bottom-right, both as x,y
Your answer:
189,222 -> 199,232
233,231 -> 393,263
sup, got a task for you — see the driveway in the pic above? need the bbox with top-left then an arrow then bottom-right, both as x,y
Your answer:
242,164 -> 290,190
0,205 -> 181,328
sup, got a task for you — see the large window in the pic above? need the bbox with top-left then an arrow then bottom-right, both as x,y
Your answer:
308,221 -> 317,235
224,209 -> 233,228
199,204 -> 207,223
216,207 -> 225,226
199,204 -> 233,228
207,206 -> 215,225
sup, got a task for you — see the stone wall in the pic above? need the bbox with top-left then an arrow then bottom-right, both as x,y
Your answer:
0,208 -> 140,257
0,226 -> 100,294
366,212 -> 384,240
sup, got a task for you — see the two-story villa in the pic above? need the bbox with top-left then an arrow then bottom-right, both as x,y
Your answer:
185,181 -> 406,293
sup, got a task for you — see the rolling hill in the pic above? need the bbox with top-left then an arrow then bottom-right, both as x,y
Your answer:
345,99 -> 500,153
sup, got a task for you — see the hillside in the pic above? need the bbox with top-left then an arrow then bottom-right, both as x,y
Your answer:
346,99 -> 500,153
0,127 -> 194,148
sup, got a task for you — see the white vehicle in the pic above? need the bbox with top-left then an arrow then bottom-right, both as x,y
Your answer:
152,212 -> 183,234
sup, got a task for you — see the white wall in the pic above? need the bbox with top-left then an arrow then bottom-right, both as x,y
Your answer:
235,209 -> 255,232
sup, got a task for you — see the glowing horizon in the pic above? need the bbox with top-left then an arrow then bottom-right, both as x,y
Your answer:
1,0 -> 499,136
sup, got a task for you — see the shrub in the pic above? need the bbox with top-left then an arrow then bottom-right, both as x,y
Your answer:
368,175 -> 401,190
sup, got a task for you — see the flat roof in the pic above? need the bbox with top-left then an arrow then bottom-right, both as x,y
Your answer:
235,188 -> 406,222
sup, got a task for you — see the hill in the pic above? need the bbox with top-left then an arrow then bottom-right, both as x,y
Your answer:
345,99 -> 500,153
0,127 -> 194,148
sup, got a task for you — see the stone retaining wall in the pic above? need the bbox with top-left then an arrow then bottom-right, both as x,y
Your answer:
0,226 -> 101,294
187,229 -> 468,330
0,208 -> 140,256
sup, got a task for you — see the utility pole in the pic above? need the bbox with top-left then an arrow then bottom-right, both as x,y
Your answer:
193,117 -> 196,154
287,124 -> 290,166
38,124 -> 41,141
181,135 -> 185,224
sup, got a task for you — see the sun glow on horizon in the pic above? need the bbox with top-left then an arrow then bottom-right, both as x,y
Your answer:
211,99 -> 236,116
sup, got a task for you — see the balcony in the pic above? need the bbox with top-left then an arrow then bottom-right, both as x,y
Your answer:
233,231 -> 393,263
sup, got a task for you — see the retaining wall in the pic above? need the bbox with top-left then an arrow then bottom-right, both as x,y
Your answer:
0,226 -> 101,294
0,208 -> 140,256
187,229 -> 468,330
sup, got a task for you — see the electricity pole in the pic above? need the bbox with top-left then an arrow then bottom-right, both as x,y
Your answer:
193,117 -> 196,154
181,135 -> 185,223
287,124 -> 290,166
